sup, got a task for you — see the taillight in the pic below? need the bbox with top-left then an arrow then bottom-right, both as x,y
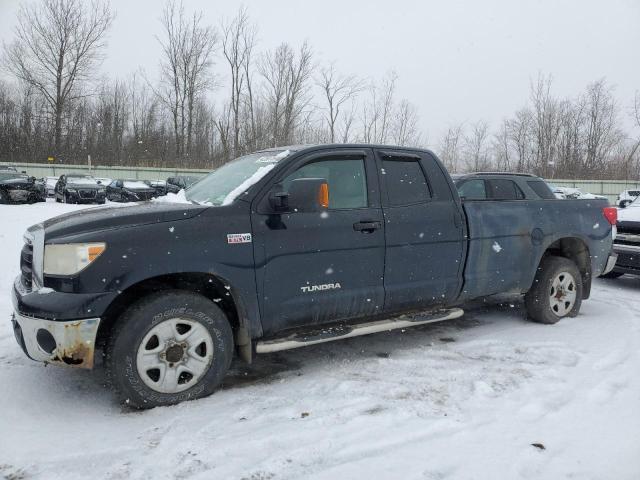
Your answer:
602,207 -> 617,225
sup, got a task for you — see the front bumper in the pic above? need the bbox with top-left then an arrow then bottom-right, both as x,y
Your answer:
11,311 -> 100,368
611,243 -> 640,276
601,252 -> 619,276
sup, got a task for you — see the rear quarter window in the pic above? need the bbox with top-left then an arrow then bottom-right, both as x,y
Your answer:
527,180 -> 556,199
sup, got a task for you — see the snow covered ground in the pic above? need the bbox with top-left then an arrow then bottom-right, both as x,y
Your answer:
1,201 -> 639,480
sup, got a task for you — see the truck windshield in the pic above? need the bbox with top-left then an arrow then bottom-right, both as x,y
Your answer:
186,150 -> 289,205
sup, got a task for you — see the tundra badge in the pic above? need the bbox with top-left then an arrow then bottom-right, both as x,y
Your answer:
300,283 -> 342,293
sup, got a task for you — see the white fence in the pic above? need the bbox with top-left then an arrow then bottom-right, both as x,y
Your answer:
2,161 -> 640,204
0,161 -> 210,182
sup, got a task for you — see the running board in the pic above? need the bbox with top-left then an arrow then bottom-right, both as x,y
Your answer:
255,308 -> 464,354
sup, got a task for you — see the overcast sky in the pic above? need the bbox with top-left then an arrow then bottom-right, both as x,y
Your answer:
1,0 -> 638,144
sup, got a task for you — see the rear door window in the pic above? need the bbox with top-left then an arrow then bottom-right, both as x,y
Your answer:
382,159 -> 431,206
527,180 -> 556,199
487,179 -> 525,200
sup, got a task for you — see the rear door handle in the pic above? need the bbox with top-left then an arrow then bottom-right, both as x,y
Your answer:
353,221 -> 382,233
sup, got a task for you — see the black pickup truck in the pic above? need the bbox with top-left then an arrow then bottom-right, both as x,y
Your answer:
11,144 -> 617,408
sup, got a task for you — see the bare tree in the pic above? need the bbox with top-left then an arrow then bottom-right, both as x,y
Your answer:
506,108 -> 533,172
492,119 -> 511,171
157,0 -> 216,160
391,99 -> 421,146
260,42 -> 313,146
221,7 -> 256,157
438,123 -> 464,172
464,120 -> 490,172
360,72 -> 398,144
3,0 -> 114,159
624,91 -> 640,177
582,79 -> 623,175
530,73 -> 562,176
316,63 -> 363,143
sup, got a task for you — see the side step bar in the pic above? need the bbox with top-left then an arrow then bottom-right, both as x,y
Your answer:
256,308 -> 464,354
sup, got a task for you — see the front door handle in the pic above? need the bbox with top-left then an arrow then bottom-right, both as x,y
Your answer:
353,221 -> 382,233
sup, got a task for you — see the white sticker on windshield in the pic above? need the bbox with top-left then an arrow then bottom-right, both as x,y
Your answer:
227,233 -> 252,244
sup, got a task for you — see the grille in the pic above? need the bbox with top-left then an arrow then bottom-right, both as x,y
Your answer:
617,221 -> 640,235
20,241 -> 33,291
79,189 -> 96,199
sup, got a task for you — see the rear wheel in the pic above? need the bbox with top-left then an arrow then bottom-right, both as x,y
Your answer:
525,256 -> 583,324
105,290 -> 234,409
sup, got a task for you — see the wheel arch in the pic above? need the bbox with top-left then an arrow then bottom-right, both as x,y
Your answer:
96,271 -> 255,363
536,236 -> 592,299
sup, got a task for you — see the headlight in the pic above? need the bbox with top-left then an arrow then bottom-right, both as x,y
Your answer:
67,188 -> 77,193
44,243 -> 106,275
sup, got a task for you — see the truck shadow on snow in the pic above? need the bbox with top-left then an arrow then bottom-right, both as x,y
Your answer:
221,295 -> 527,390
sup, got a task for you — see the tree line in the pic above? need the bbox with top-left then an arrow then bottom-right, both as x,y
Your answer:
440,76 -> 640,180
0,0 -> 638,179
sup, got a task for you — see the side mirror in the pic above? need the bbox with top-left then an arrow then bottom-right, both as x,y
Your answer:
97,180 -> 102,185
21,170 -> 27,174
271,178 -> 329,213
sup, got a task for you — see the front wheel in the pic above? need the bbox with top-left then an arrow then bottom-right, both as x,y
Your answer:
525,256 -> 583,324
105,290 -> 234,409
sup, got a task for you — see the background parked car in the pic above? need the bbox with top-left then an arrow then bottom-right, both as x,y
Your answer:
94,177 -> 113,186
550,186 -> 606,200
106,179 -> 157,202
603,196 -> 640,278
54,174 -> 106,204
0,165 -> 19,173
166,175 -> 201,193
617,189 -> 640,208
43,176 -> 58,198
146,179 -> 170,197
0,171 -> 45,204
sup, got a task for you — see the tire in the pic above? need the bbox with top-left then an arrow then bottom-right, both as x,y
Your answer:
525,255 -> 583,324
105,290 -> 234,409
0,190 -> 8,204
600,270 -> 624,279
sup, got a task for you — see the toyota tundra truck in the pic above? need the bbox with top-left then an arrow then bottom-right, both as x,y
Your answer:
11,144 -> 618,408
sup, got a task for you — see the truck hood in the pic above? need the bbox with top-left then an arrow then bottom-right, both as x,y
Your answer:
618,205 -> 640,223
40,202 -> 209,240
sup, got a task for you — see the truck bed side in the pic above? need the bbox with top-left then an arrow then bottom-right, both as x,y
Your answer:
458,198 -> 613,302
